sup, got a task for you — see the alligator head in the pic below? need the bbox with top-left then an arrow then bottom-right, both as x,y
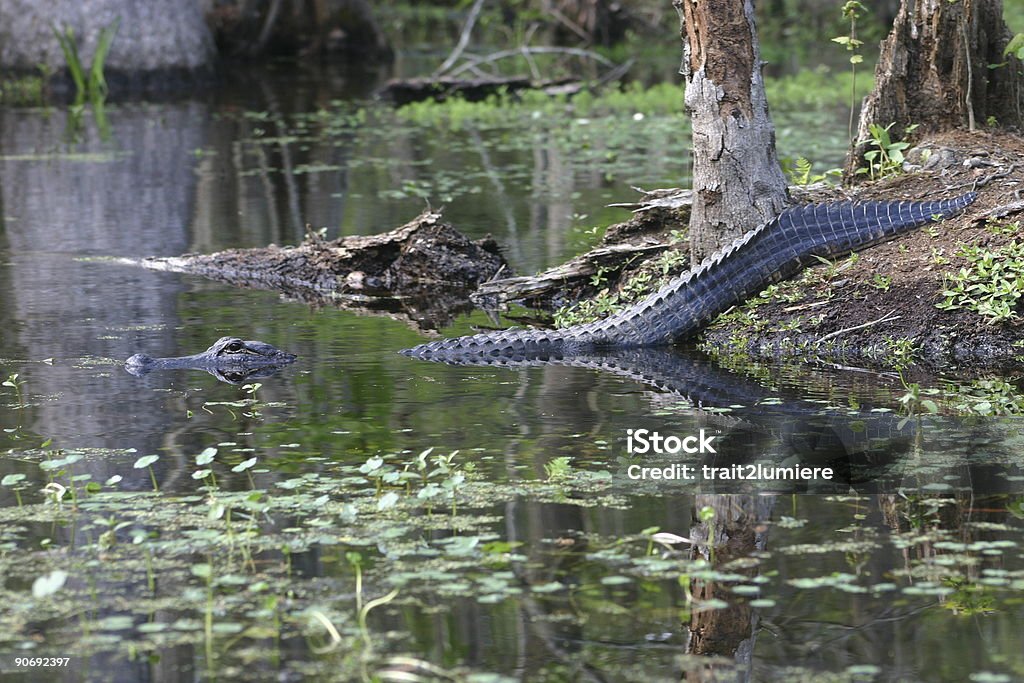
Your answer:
125,336 -> 297,383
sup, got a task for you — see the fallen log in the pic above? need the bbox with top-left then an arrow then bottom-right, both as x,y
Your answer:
474,193 -> 692,309
472,242 -> 667,308
377,76 -> 581,106
119,210 -> 508,330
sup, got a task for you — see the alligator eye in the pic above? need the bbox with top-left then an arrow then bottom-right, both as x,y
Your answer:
226,341 -> 244,353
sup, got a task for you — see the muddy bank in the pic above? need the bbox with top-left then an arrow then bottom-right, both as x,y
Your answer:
497,130 -> 1023,370
698,130 -> 1024,370
598,131 -> 1019,370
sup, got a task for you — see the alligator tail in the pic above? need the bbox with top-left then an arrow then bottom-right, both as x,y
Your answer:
403,192 -> 977,363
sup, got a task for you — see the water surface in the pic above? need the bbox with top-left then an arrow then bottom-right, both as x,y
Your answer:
1,68 -> 1022,682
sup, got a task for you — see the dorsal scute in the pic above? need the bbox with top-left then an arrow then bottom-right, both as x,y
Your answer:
403,193 -> 978,361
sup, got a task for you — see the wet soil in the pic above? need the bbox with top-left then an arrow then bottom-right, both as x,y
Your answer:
698,130 -> 1024,369
501,130 -> 1024,370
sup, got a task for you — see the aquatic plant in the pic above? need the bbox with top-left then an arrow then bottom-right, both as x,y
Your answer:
0,72 -> 45,105
51,17 -> 120,103
2,373 -> 24,408
133,453 -> 161,491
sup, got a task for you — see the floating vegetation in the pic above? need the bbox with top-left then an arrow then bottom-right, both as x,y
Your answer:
1,426 -> 1023,680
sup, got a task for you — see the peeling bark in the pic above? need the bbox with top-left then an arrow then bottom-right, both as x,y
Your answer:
675,0 -> 788,265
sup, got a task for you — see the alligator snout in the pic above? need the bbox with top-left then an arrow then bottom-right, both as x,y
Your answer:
124,337 -> 297,382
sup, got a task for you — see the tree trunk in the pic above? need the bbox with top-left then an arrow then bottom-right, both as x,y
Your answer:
0,0 -> 214,76
674,0 -> 789,265
846,0 -> 1023,175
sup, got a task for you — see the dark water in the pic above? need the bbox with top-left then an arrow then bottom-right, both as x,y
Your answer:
1,67 -> 1023,682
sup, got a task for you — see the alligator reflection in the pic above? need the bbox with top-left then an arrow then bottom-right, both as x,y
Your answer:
416,345 -> 995,493
125,362 -> 293,385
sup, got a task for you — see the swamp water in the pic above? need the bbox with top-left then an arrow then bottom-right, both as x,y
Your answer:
0,67 -> 1022,681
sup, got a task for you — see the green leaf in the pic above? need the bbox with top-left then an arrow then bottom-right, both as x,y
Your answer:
359,456 -> 384,474
32,570 -> 68,598
196,447 -> 217,466
377,491 -> 400,510
231,457 -> 257,473
134,455 -> 159,469
1004,32 -> 1024,58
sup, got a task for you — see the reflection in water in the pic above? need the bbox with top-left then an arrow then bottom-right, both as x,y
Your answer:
125,362 -> 294,385
406,345 -> 1024,494
0,104 -> 208,464
0,68 -> 1022,682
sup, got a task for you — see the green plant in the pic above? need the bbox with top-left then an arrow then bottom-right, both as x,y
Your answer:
544,456 -> 572,481
1,473 -> 28,508
858,122 -> 915,180
652,249 -> 688,275
944,377 -> 1024,416
1003,32 -> 1024,62
589,265 -> 610,287
133,454 -> 161,491
897,381 -> 939,419
52,18 -> 120,103
0,73 -> 45,105
931,247 -> 949,266
985,219 -> 1022,236
883,335 -> 919,369
3,373 -> 24,407
669,228 -> 687,244
871,273 -> 892,291
786,157 -> 841,186
833,2 -> 867,141
937,241 -> 1024,322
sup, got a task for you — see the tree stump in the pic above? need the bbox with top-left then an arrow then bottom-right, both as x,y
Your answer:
846,0 -> 1024,175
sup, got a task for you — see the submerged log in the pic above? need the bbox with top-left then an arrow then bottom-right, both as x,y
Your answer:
378,76 -> 581,106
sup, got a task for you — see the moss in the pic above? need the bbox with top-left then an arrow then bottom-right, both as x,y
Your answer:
0,74 -> 45,105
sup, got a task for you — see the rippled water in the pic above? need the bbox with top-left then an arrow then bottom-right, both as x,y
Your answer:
1,67 -> 1023,682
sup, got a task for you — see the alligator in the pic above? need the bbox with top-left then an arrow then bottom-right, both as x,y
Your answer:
125,336 -> 297,383
402,193 -> 978,363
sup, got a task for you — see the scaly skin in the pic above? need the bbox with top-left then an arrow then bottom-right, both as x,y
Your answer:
403,193 -> 978,363
125,336 -> 297,382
